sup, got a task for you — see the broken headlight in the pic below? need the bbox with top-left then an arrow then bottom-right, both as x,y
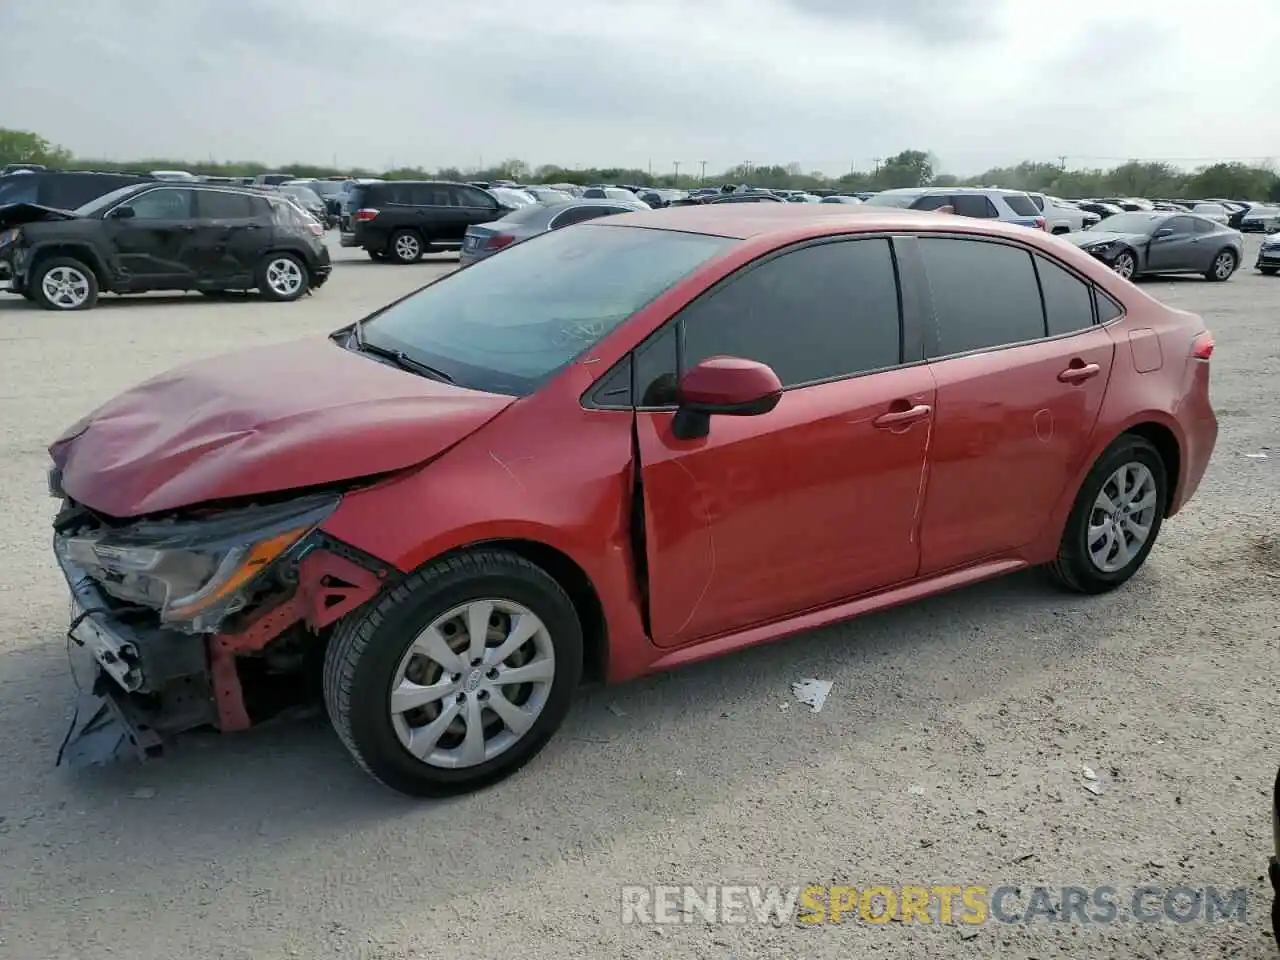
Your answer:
54,493 -> 340,632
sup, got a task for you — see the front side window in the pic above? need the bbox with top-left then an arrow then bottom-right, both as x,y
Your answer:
550,206 -> 619,229
911,194 -> 953,211
360,224 -> 733,396
919,237 -> 1044,355
680,238 -> 902,387
126,188 -> 195,220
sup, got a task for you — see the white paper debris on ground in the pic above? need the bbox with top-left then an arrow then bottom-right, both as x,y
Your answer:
1083,782 -> 1104,797
778,702 -> 790,713
1082,766 -> 1097,781
791,678 -> 833,713
1244,452 -> 1269,460
908,785 -> 926,796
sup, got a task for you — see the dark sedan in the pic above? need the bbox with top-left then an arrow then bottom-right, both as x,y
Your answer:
459,198 -> 648,265
1063,212 -> 1243,282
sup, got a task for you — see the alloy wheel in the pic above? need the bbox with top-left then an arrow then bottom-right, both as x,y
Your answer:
40,266 -> 91,309
1087,462 -> 1158,573
1213,251 -> 1235,280
1112,252 -> 1135,279
394,234 -> 421,261
265,258 -> 304,297
389,598 -> 556,769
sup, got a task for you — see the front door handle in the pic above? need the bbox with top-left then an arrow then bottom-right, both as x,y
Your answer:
1058,362 -> 1101,383
872,404 -> 932,429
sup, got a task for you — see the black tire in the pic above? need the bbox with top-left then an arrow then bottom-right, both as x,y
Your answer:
1049,434 -> 1168,594
1259,266 -> 1277,276
388,229 -> 424,264
323,549 -> 584,797
1204,248 -> 1237,282
30,256 -> 99,311
255,252 -> 308,302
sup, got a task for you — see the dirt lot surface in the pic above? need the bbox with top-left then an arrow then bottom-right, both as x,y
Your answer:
0,235 -> 1276,959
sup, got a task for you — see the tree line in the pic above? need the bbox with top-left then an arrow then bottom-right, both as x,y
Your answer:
3,128 -> 1277,202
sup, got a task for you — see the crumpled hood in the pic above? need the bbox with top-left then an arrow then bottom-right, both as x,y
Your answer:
50,338 -> 515,517
1064,231 -> 1145,248
0,202 -> 78,228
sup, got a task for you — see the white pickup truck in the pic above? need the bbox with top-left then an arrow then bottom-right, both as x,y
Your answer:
1027,193 -> 1099,234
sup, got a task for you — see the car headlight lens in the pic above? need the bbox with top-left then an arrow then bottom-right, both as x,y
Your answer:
54,493 -> 340,632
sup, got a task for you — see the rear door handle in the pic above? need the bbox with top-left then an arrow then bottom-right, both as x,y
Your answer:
1058,362 -> 1101,383
872,404 -> 932,428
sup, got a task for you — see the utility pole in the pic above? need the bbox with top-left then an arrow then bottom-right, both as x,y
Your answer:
648,159 -> 653,178
1058,154 -> 1067,170
744,160 -> 753,180
872,157 -> 883,176
673,160 -> 681,186
698,159 -> 707,184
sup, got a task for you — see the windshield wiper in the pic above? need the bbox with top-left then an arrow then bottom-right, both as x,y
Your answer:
351,340 -> 455,383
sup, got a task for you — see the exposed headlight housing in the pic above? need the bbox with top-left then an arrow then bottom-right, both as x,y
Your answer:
54,493 -> 340,633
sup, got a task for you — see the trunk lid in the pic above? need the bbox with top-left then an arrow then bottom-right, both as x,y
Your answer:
50,337 -> 515,517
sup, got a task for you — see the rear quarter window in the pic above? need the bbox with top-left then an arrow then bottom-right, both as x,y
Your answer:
1002,194 -> 1039,217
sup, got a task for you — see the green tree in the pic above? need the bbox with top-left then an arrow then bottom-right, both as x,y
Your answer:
876,150 -> 933,189
0,128 -> 72,167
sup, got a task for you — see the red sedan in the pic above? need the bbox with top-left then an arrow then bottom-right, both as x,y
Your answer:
48,205 -> 1217,796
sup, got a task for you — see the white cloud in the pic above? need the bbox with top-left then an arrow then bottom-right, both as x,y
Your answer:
0,0 -> 1276,175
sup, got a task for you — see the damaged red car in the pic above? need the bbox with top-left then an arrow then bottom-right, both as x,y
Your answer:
49,205 -> 1217,797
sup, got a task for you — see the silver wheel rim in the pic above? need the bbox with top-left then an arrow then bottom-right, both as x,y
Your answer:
1088,463 -> 1158,573
1213,252 -> 1234,279
389,598 -> 556,769
265,258 -> 304,296
41,265 -> 90,308
1113,253 -> 1135,278
394,234 -> 420,260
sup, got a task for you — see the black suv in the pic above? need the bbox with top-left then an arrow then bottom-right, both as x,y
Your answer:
0,171 -> 154,210
0,182 -> 332,311
339,180 -> 510,263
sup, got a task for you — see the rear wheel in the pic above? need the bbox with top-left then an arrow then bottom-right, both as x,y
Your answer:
256,253 -> 308,301
1049,435 -> 1167,594
31,257 -> 99,311
324,549 -> 583,797
389,229 -> 424,264
1205,248 -> 1236,281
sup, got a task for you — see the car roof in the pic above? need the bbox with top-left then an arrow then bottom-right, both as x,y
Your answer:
596,203 -> 1053,241
875,186 -> 1030,197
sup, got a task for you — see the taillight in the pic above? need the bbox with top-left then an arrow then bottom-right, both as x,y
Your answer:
354,208 -> 379,222
485,234 -> 516,251
1191,332 -> 1214,361
1034,216 -> 1046,230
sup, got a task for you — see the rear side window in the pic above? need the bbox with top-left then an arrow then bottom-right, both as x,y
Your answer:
197,190 -> 256,219
911,194 -> 952,211
1003,194 -> 1039,217
953,194 -> 999,218
1033,255 -> 1094,335
680,238 -> 902,387
1095,291 -> 1123,323
551,206 -> 617,229
1193,218 -> 1216,234
920,237 -> 1044,355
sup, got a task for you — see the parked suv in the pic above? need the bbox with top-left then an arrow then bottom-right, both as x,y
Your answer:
0,171 -> 154,210
0,182 -> 331,310
1027,193 -> 1099,233
864,187 -> 1046,229
340,180 -> 511,263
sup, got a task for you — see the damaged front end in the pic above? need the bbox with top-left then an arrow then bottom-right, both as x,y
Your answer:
52,488 -> 392,768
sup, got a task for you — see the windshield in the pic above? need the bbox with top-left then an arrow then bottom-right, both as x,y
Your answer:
312,181 -> 343,196
1093,213 -> 1162,234
358,224 -> 733,396
74,184 -> 141,215
283,186 -> 322,204
860,192 -> 919,208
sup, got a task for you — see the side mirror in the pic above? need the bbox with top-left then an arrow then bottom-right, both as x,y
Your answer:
672,356 -> 783,441
108,205 -> 135,220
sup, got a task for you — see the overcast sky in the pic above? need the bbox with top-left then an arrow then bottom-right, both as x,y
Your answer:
2,0 -> 1277,176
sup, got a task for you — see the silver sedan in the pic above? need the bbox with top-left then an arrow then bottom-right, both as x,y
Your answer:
459,198 -> 649,266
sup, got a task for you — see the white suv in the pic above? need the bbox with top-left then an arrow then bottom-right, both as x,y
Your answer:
863,187 -> 1046,229
1027,193 -> 1098,234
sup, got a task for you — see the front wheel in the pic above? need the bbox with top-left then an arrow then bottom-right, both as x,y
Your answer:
1049,435 -> 1168,594
1205,248 -> 1237,282
31,257 -> 99,311
1111,249 -> 1137,279
324,549 -> 583,797
256,253 -> 308,301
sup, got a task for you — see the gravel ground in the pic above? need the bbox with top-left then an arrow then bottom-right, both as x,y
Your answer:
0,236 -> 1275,960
